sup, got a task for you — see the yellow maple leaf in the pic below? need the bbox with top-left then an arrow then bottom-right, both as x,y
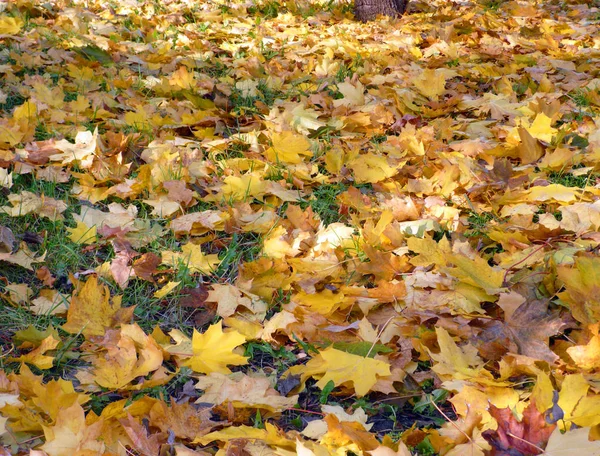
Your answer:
567,324 -> 600,371
40,403 -> 106,456
557,255 -> 600,324
90,324 -> 164,389
62,276 -> 131,339
12,100 -> 37,125
66,221 -> 97,245
293,289 -> 349,315
285,347 -> 391,397
197,422 -> 292,447
220,173 -> 267,202
161,242 -> 220,274
0,16 -> 23,35
10,334 -> 60,370
414,68 -> 456,100
429,327 -> 493,382
444,254 -> 505,293
525,113 -> 557,143
348,154 -> 398,184
153,281 -> 180,299
185,321 -> 248,374
169,66 -> 195,89
265,130 -> 312,164
333,80 -> 365,107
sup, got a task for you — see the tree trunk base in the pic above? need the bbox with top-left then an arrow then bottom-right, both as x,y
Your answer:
354,0 -> 408,21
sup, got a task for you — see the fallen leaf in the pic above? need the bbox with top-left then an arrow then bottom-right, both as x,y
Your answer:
185,321 -> 248,374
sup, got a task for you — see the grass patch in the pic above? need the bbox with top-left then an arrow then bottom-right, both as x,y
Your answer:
547,170 -> 597,188
464,211 -> 495,237
301,183 -> 348,226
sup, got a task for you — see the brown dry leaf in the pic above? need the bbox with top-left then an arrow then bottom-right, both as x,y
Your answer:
481,299 -> 566,363
0,226 -> 15,253
120,414 -> 163,456
149,399 -> 218,441
132,252 -> 161,282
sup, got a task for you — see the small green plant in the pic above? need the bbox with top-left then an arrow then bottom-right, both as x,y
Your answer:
34,123 -> 54,141
371,134 -> 387,144
335,54 -> 364,82
571,88 -> 592,108
413,389 -> 449,415
245,341 -> 297,372
253,410 -> 265,428
319,380 -> 335,404
413,437 -> 437,456
214,231 -> 264,281
261,42 -> 281,61
465,211 -> 495,237
482,0 -> 502,11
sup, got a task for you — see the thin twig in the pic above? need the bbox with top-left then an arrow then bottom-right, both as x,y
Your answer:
428,400 -> 486,452
506,432 -> 544,453
365,316 -> 395,358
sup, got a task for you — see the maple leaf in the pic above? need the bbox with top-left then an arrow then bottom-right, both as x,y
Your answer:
333,80 -> 366,108
40,403 -> 105,456
1,192 -> 67,221
302,405 -> 373,439
479,299 -> 566,363
0,16 -> 23,35
265,130 -> 312,164
149,398 -> 218,441
557,255 -> 600,324
66,221 -> 97,244
120,415 -> 162,456
413,68 -> 457,100
0,242 -> 46,270
195,372 -> 298,412
543,427 -> 600,456
196,422 -> 293,448
9,334 -> 60,370
62,276 -> 133,339
185,321 -> 248,374
321,414 -> 379,452
525,113 -> 557,143
430,327 -> 492,381
49,128 -> 98,168
483,402 -> 556,456
87,324 -> 163,389
161,242 -> 220,274
285,347 -> 391,397
206,283 -> 267,319
566,324 -> 600,370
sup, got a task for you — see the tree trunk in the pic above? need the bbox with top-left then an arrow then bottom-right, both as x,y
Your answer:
354,0 -> 408,21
